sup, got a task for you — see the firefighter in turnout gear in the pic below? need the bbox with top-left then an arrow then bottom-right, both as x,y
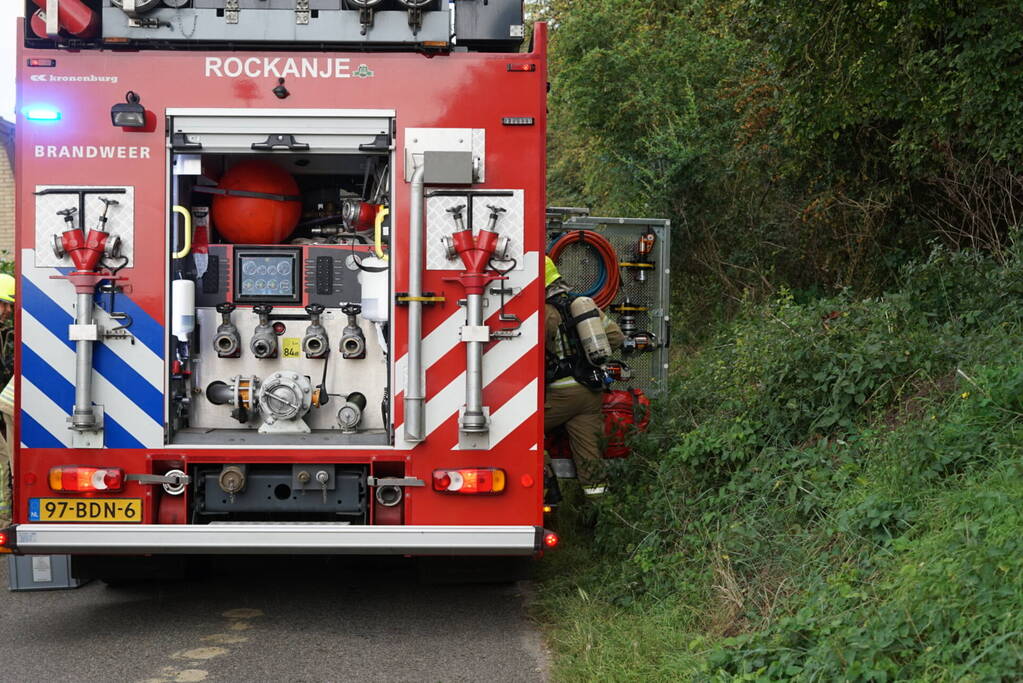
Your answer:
0,274 -> 15,526
544,257 -> 623,495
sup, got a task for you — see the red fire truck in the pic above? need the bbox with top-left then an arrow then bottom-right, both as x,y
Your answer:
4,0 -> 560,577
3,2 -> 671,586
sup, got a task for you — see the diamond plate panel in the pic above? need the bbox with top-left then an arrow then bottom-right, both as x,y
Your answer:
34,186 -> 135,268
425,190 -> 523,271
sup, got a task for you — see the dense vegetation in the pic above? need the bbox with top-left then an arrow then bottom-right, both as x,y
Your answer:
533,1 -> 1023,679
539,0 -> 1023,328
538,244 -> 1023,679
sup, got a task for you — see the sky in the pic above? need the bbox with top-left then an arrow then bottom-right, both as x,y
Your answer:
2,4 -> 24,122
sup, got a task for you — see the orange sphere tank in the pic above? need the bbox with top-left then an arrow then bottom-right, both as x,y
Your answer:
211,160 -> 302,244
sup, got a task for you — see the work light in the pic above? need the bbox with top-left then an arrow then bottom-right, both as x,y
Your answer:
110,91 -> 146,128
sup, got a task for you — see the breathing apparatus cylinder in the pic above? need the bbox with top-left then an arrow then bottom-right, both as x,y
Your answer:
569,296 -> 611,366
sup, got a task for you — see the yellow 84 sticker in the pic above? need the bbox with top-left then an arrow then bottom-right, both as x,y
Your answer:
282,337 -> 301,358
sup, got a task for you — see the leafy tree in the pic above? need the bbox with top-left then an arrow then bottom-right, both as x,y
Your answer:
542,0 -> 1023,318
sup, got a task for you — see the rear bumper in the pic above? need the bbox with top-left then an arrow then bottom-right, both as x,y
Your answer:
10,524 -> 544,556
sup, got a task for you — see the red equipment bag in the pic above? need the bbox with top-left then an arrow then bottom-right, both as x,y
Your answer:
603,388 -> 651,458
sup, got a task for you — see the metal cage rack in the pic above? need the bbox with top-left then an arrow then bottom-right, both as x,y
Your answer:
545,208 -> 671,398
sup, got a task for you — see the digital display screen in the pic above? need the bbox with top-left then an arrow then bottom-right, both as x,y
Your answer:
234,250 -> 301,303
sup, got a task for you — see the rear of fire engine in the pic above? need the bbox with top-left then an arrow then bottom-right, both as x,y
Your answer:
3,0 -> 557,573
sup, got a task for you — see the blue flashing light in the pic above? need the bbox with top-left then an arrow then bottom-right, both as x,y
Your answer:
23,107 -> 61,122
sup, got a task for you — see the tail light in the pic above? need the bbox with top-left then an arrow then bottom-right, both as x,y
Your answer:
432,468 -> 506,495
0,529 -> 12,554
543,531 -> 560,548
48,466 -> 125,493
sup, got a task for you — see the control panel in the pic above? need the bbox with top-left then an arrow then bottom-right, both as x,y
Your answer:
235,249 -> 301,303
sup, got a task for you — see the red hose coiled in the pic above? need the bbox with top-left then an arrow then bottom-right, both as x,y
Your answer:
548,230 -> 621,309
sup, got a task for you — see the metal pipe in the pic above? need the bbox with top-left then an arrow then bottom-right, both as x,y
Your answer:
461,293 -> 487,432
404,159 -> 426,442
71,291 -> 97,430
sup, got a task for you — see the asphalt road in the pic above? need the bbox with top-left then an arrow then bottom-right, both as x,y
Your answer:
0,556 -> 549,683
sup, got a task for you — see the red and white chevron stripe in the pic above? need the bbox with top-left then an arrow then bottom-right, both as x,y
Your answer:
393,251 -> 542,450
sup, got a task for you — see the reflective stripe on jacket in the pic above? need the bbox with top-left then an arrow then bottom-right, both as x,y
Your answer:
0,376 -> 14,416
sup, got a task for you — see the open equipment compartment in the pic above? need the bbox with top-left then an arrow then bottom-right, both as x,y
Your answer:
165,109 -> 395,447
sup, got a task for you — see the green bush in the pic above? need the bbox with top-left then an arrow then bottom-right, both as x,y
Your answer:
537,243 -> 1023,680
536,1 -> 1023,676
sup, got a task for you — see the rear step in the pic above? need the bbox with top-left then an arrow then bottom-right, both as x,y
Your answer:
10,524 -> 544,556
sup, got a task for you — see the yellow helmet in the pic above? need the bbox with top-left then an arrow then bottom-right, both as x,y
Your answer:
0,274 -> 14,304
544,256 -> 561,288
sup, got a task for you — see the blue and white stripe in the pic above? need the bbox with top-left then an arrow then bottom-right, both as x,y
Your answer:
19,248 -> 165,449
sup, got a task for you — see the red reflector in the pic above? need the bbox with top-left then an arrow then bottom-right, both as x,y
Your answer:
432,468 -> 506,495
27,58 -> 56,67
49,466 -> 125,493
103,469 -> 124,489
273,321 -> 287,335
506,63 -> 536,72
544,532 -> 559,548
433,471 -> 451,491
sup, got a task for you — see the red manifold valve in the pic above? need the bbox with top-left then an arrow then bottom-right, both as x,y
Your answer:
54,226 -> 114,271
441,204 -> 510,434
432,468 -> 507,495
48,466 -> 126,493
51,198 -> 122,273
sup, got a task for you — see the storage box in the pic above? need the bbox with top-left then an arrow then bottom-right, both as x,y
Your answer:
7,554 -> 84,591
